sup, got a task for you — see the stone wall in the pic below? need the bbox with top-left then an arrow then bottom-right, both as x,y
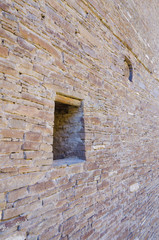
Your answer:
0,0 -> 159,239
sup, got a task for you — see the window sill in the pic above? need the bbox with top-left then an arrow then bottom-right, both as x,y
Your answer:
53,156 -> 85,167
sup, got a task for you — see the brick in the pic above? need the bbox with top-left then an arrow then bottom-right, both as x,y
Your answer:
83,162 -> 98,171
9,119 -> 26,129
5,103 -> 54,122
40,143 -> 52,152
0,167 -> 17,173
97,180 -> 109,190
33,64 -> 50,76
0,193 -> 6,210
81,229 -> 94,240
18,166 -> 39,173
43,135 -> 53,144
25,131 -> 42,142
7,187 -> 28,203
0,129 -> 24,139
17,37 -> 35,52
4,103 -> 40,118
14,196 -> 38,208
21,92 -> 53,108
22,141 -> 40,151
0,216 -> 26,232
0,142 -> 22,154
0,80 -> 22,92
29,180 -> 55,193
39,226 -> 59,240
21,75 -> 40,86
38,110 -> 54,122
0,45 -> 8,58
0,2 -> 10,11
3,200 -> 41,220
0,172 -> 44,193
0,59 -> 17,77
0,28 -> 16,43
19,24 -> 60,57
5,232 -> 26,240
10,152 -> 24,160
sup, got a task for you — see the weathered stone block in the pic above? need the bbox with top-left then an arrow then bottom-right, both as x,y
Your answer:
0,45 -> 8,58
0,142 -> 22,154
25,131 -> 42,142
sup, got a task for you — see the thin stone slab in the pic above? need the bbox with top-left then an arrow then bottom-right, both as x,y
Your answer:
53,156 -> 85,167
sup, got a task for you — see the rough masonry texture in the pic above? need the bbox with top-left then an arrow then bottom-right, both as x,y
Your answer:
0,0 -> 159,239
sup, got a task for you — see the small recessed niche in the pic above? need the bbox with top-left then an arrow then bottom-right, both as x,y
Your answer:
53,94 -> 86,167
124,56 -> 133,82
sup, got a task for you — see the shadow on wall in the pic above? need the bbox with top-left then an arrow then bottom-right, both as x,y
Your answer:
53,101 -> 86,161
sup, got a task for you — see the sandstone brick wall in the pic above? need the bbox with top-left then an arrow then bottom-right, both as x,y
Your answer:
0,0 -> 159,239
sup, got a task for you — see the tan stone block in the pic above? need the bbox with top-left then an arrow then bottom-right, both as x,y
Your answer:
5,232 -> 26,240
7,187 -> 28,203
23,150 -> 42,160
17,37 -> 35,52
97,180 -> 109,190
0,129 -> 24,139
43,135 -> 53,144
39,226 -> 59,240
81,229 -> 94,240
0,215 -> 26,233
33,124 -> 53,135
0,142 -> 22,154
0,80 -> 22,92
21,93 -> 53,108
19,24 -> 60,57
25,131 -> 42,142
54,59 -> 66,71
21,75 -> 40,86
9,119 -> 26,129
16,60 -> 33,75
14,195 -> 38,208
4,103 -> 40,118
22,141 -> 40,151
0,45 -> 8,58
42,193 -> 59,206
33,64 -> 50,76
0,201 -> 6,210
5,103 -> 54,123
38,110 -> 54,122
0,59 -> 18,77
3,199 -> 41,220
49,168 -> 66,179
29,180 -> 55,194
0,167 -> 17,173
40,143 -> 52,152
18,166 -> 40,173
10,153 -> 25,162
0,172 -> 45,193
83,162 -> 98,171
0,28 -> 16,43
0,2 -> 10,11
0,193 -> 5,201
62,224 -> 75,238
22,92 -> 43,105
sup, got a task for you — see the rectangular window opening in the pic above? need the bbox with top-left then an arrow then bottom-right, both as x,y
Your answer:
53,94 -> 86,167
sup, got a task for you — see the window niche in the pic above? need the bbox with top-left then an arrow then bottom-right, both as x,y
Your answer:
124,56 -> 133,82
53,94 -> 86,167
